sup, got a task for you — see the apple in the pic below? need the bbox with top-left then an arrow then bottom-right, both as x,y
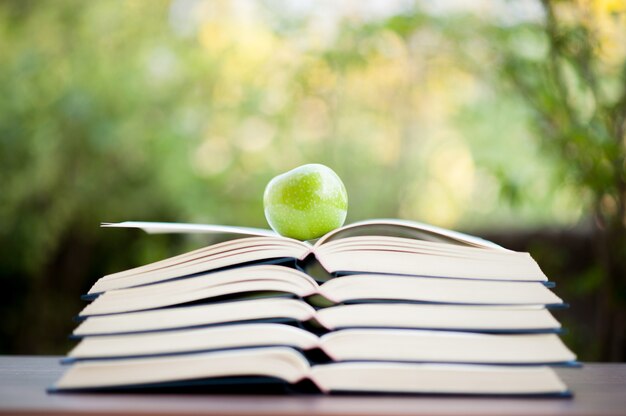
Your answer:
263,164 -> 348,240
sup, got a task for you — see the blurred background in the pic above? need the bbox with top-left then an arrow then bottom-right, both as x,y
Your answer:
1,0 -> 625,361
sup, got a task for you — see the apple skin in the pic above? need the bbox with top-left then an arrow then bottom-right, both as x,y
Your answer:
264,164 -> 348,240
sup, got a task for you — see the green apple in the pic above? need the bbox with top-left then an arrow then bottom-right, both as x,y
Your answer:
264,164 -> 348,240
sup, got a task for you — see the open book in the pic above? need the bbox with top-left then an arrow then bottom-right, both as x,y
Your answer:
80,264 -> 563,316
73,298 -> 564,337
53,346 -> 569,395
93,219 -> 547,294
67,323 -> 575,365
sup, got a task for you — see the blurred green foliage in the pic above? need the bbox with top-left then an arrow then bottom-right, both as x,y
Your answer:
0,0 -> 624,359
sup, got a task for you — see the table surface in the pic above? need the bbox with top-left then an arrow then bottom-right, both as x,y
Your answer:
1,356 -> 625,416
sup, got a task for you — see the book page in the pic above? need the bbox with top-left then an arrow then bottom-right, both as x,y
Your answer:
54,347 -> 310,390
314,219 -> 505,250
310,362 -> 568,395
102,221 -> 280,237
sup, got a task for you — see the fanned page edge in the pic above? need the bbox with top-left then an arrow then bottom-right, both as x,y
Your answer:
314,219 -> 507,250
101,222 -> 280,238
102,220 -> 503,250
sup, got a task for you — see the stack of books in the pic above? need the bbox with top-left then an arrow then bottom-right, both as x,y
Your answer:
51,219 -> 577,396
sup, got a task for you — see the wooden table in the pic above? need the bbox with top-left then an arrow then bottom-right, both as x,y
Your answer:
1,356 -> 625,416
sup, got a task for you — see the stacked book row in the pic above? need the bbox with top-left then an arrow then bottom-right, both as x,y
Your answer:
52,219 -> 577,396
